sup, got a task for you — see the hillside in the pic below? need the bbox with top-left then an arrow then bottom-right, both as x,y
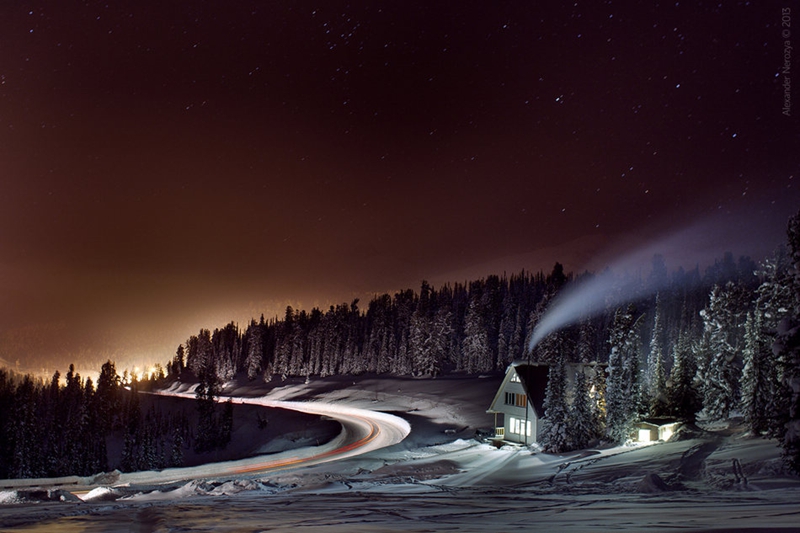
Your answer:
2,375 -> 800,531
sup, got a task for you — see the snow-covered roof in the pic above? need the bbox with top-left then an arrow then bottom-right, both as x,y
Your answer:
637,417 -> 680,428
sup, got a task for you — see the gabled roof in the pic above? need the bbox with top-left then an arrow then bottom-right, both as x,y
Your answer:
487,362 -> 549,418
513,362 -> 549,418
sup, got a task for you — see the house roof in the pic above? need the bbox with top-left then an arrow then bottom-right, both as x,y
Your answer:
513,363 -> 549,418
487,362 -> 550,418
638,417 -> 680,427
488,361 -> 607,419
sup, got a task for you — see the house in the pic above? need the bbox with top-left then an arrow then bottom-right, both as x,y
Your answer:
487,361 -> 605,445
633,418 -> 680,443
486,362 -> 549,445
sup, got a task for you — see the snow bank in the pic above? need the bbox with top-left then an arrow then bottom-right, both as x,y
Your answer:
120,479 -> 273,502
0,490 -> 19,504
79,486 -> 121,502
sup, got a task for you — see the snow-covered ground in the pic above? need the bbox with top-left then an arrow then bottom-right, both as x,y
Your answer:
1,375 -> 799,532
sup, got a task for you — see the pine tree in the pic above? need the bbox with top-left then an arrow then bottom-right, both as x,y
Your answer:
667,329 -> 701,421
740,309 -> 774,434
409,307 -> 431,376
497,291 -> 517,368
700,283 -> 747,421
605,306 -> 643,444
219,399 -> 234,448
540,351 -> 570,452
170,419 -> 186,467
120,432 -> 136,472
462,290 -> 492,374
577,320 -> 597,363
648,294 -> 669,416
173,344 -> 186,376
589,363 -> 607,436
773,211 -> 800,471
95,360 -> 120,434
754,246 -> 795,438
569,368 -> 597,450
186,329 -> 214,375
193,366 -> 220,453
411,303 -> 453,377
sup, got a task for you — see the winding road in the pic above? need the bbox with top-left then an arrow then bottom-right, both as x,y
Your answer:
119,391 -> 411,485
0,391 -> 410,491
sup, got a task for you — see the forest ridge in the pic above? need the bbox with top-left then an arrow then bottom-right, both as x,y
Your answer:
1,212 -> 800,478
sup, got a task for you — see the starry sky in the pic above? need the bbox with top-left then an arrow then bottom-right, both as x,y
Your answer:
1,1 -> 797,372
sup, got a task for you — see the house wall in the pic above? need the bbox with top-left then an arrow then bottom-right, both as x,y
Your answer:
632,422 -> 680,442
496,377 -> 538,444
634,426 -> 658,442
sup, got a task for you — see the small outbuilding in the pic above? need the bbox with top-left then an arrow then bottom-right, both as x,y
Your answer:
633,418 -> 680,443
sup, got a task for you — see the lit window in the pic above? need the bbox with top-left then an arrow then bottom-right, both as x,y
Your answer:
508,417 -> 532,437
516,393 -> 527,408
510,372 -> 521,383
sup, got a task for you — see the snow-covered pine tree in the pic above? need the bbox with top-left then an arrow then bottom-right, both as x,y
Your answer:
186,329 -> 213,375
409,296 -> 432,376
170,344 -> 185,377
193,364 -> 220,453
577,320 -> 597,364
497,290 -> 517,369
740,309 -> 775,434
509,307 -> 525,362
667,328 -> 701,421
754,246 -> 795,438
569,367 -> 596,450
95,360 -> 121,434
773,211 -> 800,472
461,289 -> 492,374
605,305 -> 643,444
700,283 -> 747,421
648,294 -> 669,416
392,291 -> 415,375
288,316 -> 306,376
540,350 -> 571,452
274,307 -> 295,380
415,308 -> 452,377
364,295 -> 391,374
589,363 -> 607,436
170,423 -> 185,468
245,320 -> 263,380
307,317 -> 324,376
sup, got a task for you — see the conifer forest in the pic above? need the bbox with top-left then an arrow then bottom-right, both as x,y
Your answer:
2,211 -> 800,478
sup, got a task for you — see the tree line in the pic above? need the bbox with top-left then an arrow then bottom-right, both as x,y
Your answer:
172,259 -> 722,385
0,361 -> 231,479
171,212 -> 800,471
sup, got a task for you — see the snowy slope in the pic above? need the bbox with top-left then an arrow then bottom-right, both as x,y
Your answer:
1,375 -> 799,532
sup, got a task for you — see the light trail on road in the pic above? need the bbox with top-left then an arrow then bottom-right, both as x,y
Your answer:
115,391 -> 411,483
0,390 -> 410,492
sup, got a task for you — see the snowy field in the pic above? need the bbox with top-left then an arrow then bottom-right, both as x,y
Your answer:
1,375 -> 799,532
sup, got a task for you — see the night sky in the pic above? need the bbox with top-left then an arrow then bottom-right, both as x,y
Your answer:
1,1 -> 797,372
